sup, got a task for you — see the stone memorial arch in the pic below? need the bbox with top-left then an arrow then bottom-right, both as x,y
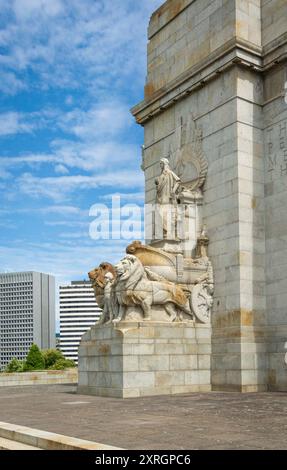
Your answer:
78,0 -> 287,396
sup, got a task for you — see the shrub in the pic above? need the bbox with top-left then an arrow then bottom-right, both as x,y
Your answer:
5,358 -> 24,373
42,349 -> 64,369
23,344 -> 45,371
48,358 -> 76,370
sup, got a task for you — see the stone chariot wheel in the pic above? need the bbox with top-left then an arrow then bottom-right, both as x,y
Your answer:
190,283 -> 213,324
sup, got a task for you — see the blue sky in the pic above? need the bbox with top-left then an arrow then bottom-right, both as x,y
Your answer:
0,0 -> 163,284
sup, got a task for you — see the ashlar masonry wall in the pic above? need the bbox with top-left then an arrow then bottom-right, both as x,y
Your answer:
132,0 -> 287,392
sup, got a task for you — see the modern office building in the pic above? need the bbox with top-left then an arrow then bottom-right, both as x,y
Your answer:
0,271 -> 56,370
59,280 -> 101,363
55,332 -> 61,350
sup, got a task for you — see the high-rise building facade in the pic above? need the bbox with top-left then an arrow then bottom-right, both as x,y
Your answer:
59,280 -> 101,363
0,271 -> 55,370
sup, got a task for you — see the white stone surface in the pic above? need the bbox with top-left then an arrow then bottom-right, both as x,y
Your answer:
132,0 -> 287,392
78,322 -> 211,398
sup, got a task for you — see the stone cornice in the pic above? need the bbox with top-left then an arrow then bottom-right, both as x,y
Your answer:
263,31 -> 287,69
131,38 -> 263,125
132,34 -> 287,125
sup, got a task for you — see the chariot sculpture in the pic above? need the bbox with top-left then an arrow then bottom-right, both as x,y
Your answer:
88,120 -> 214,325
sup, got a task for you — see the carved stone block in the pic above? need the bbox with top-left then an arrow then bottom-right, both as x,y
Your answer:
78,321 -> 211,398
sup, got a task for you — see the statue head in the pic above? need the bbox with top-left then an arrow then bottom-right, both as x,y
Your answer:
104,271 -> 114,284
88,262 -> 116,288
104,272 -> 115,287
160,158 -> 170,171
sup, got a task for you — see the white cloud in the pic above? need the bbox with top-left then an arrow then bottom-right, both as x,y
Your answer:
51,140 -> 139,171
0,0 -> 163,95
44,220 -> 88,227
59,231 -> 89,239
0,107 -> 61,137
35,205 -> 87,216
58,101 -> 133,140
100,192 -> 145,203
0,154 -> 57,171
0,238 -> 128,283
54,164 -> 69,175
0,99 -> 137,173
0,204 -> 87,217
17,171 -> 144,201
0,71 -> 27,95
65,95 -> 73,106
0,0 -> 163,282
13,0 -> 64,20
0,112 -> 34,136
0,168 -> 11,179
0,221 -> 17,229
0,140 -> 139,173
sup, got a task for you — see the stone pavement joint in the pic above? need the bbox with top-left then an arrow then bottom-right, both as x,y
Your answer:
0,384 -> 286,450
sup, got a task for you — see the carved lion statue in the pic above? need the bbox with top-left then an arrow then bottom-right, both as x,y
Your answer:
114,254 -> 192,322
88,262 -> 116,309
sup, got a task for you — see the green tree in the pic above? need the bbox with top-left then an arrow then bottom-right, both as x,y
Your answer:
42,349 -> 64,369
23,344 -> 45,371
48,358 -> 76,370
5,358 -> 24,373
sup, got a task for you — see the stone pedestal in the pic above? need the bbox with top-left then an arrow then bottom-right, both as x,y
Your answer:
77,322 -> 211,398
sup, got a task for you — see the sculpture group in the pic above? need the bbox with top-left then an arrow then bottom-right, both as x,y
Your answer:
89,146 -> 214,325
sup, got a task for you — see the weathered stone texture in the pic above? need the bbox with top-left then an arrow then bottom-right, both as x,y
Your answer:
262,0 -> 287,47
0,368 -> 77,387
146,0 -> 237,98
263,62 -> 287,391
78,322 -> 211,398
132,0 -> 287,392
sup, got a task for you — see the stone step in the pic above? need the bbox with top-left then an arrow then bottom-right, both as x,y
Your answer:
0,421 -> 122,450
0,436 -> 41,450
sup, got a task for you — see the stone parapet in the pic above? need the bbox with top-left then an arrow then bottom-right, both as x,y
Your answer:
132,0 -> 287,125
0,368 -> 78,387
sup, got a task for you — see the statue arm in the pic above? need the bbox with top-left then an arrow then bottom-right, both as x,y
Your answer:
170,171 -> 181,197
172,180 -> 180,196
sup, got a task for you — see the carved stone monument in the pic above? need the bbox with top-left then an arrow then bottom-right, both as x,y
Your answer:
78,0 -> 287,396
78,156 -> 213,396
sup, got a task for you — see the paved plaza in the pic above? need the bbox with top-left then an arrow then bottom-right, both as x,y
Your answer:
0,385 -> 286,450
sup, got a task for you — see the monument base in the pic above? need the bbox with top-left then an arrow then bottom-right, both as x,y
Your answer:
77,321 -> 211,398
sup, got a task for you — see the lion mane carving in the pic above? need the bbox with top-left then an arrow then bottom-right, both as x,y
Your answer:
88,262 -> 116,309
114,255 -> 192,322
